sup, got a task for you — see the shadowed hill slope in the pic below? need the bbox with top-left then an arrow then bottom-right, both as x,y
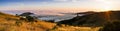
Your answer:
58,11 -> 120,26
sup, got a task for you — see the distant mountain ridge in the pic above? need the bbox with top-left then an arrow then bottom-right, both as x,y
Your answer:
0,10 -> 69,15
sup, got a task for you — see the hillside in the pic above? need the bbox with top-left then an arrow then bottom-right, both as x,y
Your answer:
58,11 -> 120,26
0,12 -> 57,31
0,12 -> 101,31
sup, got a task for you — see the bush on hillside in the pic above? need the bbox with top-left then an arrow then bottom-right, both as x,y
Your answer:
19,15 -> 37,22
26,16 -> 36,22
99,21 -> 120,31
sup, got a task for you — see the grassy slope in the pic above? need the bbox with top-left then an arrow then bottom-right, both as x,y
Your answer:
0,12 -> 101,31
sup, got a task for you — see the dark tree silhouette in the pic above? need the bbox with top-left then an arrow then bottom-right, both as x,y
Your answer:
19,12 -> 34,16
19,12 -> 37,22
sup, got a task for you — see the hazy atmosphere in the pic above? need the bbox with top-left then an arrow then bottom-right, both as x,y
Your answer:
1,0 -> 120,12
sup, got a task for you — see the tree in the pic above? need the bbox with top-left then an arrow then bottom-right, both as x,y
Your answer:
19,12 -> 34,16
19,12 -> 37,22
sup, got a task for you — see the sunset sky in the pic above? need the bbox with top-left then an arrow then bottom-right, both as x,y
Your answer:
0,0 -> 120,12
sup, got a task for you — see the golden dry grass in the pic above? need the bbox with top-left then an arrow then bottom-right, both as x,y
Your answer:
49,24 -> 101,31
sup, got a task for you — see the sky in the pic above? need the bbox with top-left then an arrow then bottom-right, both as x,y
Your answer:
0,0 -> 120,12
